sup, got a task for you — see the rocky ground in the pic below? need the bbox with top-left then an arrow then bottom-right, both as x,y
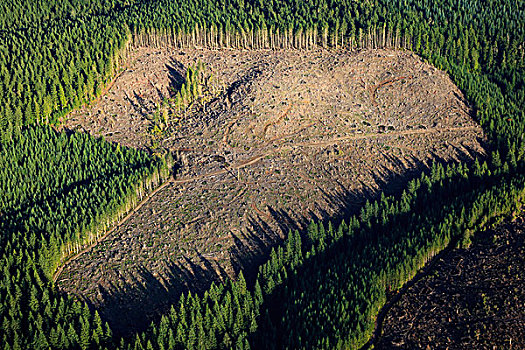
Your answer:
376,213 -> 525,349
60,47 -> 486,334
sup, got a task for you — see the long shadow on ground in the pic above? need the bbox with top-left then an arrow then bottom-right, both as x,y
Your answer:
79,144 -> 484,336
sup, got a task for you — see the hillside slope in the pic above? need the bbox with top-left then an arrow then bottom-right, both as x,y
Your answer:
59,47 -> 486,333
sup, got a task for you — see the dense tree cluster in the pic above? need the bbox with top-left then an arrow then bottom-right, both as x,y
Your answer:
0,0 -> 136,30
0,126 -> 167,349
0,7 -> 131,135
0,0 -> 523,349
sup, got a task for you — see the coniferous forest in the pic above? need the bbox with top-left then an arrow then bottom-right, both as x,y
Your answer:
0,0 -> 524,349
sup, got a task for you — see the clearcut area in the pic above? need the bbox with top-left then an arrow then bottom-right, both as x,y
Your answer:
60,47 -> 486,334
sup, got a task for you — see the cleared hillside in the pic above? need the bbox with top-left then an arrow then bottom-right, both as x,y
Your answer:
59,47 -> 486,333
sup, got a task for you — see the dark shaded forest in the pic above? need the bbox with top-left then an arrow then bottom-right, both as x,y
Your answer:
0,0 -> 523,349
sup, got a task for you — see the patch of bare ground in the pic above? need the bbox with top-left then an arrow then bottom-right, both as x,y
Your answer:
376,214 -> 525,349
60,47 -> 486,334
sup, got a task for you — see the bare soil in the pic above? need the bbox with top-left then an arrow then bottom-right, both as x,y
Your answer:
376,214 -> 525,349
60,47 -> 486,334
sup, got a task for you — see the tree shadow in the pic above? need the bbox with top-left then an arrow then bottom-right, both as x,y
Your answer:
90,253 -> 226,336
122,90 -> 149,118
166,59 -> 186,98
228,142 -> 485,289
89,141 -> 486,336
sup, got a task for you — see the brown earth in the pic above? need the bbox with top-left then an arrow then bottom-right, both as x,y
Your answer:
60,47 -> 486,334
376,213 -> 525,350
